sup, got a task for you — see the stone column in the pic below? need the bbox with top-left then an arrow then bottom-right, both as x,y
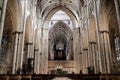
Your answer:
25,43 -> 33,73
18,0 -> 27,73
0,0 -> 8,49
33,49 -> 39,74
25,43 -> 33,58
88,43 -> 93,67
99,31 -> 112,74
82,49 -> 88,74
42,28 -> 48,74
12,32 -> 19,74
114,0 -> 120,35
15,32 -> 23,73
39,53 -> 42,74
94,0 -> 103,73
38,37 -> 42,74
73,28 -> 80,73
89,42 -> 98,73
23,42 -> 33,69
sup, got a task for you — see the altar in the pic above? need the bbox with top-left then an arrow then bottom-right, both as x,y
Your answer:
48,61 -> 74,74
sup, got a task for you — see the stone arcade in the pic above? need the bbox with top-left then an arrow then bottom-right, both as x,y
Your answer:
0,0 -> 120,79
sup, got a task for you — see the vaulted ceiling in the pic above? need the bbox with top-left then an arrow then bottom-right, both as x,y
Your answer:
49,21 -> 73,51
37,0 -> 82,21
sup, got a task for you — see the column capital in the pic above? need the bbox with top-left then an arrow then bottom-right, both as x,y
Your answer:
83,48 -> 88,50
25,43 -> 33,45
99,30 -> 109,33
12,31 -> 23,35
34,49 -> 39,51
89,42 -> 96,44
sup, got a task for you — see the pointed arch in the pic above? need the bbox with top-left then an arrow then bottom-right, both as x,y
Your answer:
89,14 -> 97,42
82,27 -> 89,49
43,6 -> 78,28
49,21 -> 73,60
25,16 -> 32,43
6,0 -> 22,31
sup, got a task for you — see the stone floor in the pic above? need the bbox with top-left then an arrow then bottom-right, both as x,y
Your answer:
53,77 -> 71,80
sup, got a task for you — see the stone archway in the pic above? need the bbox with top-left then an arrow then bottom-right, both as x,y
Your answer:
107,0 -> 120,73
43,7 -> 78,29
0,0 -> 21,74
48,21 -> 74,74
49,21 -> 73,60
0,9 -> 13,74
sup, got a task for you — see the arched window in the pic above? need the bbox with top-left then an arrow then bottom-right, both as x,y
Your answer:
0,32 -> 8,63
114,33 -> 120,61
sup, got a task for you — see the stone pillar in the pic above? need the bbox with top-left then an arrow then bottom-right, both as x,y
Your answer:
0,0 -> 8,49
18,0 -> 27,73
39,53 -> 42,74
15,32 -> 23,74
38,37 -> 42,74
89,42 -> 98,73
94,0 -> 103,73
99,31 -> 112,74
88,43 -> 93,67
37,52 -> 40,74
23,42 -> 33,70
24,43 -> 33,73
25,43 -> 33,58
41,28 -> 48,74
33,49 -> 39,74
12,32 -> 19,74
114,0 -> 120,35
82,49 -> 88,74
73,28 -> 80,73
